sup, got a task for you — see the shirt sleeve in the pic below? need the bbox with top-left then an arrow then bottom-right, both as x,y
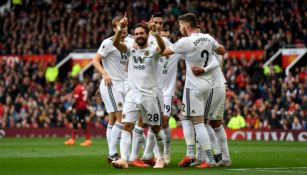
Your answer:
206,34 -> 219,50
97,39 -> 115,57
169,38 -> 190,54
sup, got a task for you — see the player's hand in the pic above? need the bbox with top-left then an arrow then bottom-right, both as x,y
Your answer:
191,66 -> 205,76
147,15 -> 157,33
119,12 -> 128,28
104,75 -> 113,87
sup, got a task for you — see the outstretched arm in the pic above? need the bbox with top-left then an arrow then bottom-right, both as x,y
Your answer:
113,13 -> 128,53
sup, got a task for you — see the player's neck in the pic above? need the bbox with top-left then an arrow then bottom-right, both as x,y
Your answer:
137,43 -> 148,49
187,28 -> 198,36
120,37 -> 125,42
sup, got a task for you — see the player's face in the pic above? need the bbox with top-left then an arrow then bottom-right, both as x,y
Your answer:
161,31 -> 170,39
179,20 -> 188,36
134,27 -> 148,47
114,22 -> 128,38
153,17 -> 163,34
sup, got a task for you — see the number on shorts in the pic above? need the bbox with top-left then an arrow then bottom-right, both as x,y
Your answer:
165,105 -> 171,112
148,114 -> 159,122
182,103 -> 185,111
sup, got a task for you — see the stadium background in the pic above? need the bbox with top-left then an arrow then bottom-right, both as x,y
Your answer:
0,0 -> 307,175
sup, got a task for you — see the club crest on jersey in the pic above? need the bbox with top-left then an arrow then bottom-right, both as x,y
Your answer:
144,51 -> 150,57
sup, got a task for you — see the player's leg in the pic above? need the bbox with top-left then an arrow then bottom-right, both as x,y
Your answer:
111,109 -> 138,169
161,96 -> 172,165
129,115 -> 150,167
109,83 -> 125,160
142,96 -> 165,168
99,80 -> 119,160
210,86 -> 231,166
178,88 -> 196,167
79,109 -> 93,146
64,109 -> 77,145
188,88 -> 215,168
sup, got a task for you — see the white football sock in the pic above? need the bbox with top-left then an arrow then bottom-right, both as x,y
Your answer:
181,120 -> 195,158
109,122 -> 122,156
214,125 -> 230,161
106,124 -> 113,153
205,123 -> 221,155
142,128 -> 155,159
154,130 -> 165,160
129,126 -> 144,161
120,130 -> 131,161
194,123 -> 215,164
163,127 -> 171,154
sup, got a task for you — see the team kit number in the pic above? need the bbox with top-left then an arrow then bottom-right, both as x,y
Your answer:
201,50 -> 209,67
148,114 -> 159,122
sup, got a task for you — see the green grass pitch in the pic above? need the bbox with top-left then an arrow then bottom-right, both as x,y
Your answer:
0,138 -> 307,175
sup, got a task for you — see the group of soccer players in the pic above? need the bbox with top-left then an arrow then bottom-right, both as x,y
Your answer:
92,12 -> 231,169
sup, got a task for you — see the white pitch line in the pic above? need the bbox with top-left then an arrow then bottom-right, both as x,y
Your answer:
227,167 -> 307,174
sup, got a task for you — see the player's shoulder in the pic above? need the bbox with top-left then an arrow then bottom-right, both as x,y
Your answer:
102,36 -> 114,45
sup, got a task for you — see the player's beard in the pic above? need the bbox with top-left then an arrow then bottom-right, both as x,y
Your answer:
136,37 -> 147,47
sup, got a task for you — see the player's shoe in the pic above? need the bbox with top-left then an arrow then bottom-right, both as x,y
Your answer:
80,139 -> 93,146
64,139 -> 75,145
214,153 -> 222,163
216,159 -> 232,167
195,161 -> 215,168
111,159 -> 128,169
129,158 -> 150,167
141,157 -> 156,166
107,153 -> 120,164
189,159 -> 202,167
153,159 -> 165,168
164,153 -> 171,165
178,156 -> 195,167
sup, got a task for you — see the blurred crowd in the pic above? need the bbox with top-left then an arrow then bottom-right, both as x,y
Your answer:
0,0 -> 307,130
1,0 -> 307,58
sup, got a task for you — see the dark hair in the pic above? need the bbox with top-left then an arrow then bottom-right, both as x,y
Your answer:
162,27 -> 169,32
133,23 -> 150,34
112,16 -> 121,28
178,13 -> 198,28
153,12 -> 163,18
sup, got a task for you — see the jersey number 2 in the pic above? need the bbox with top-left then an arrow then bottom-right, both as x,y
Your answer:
201,50 -> 209,67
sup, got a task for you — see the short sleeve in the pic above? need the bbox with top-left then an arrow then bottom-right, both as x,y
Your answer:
169,38 -> 190,54
206,34 -> 219,50
97,39 -> 116,57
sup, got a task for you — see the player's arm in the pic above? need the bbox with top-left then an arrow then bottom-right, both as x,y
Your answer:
92,53 -> 113,86
161,47 -> 174,56
191,57 -> 219,76
214,44 -> 225,55
113,14 -> 128,53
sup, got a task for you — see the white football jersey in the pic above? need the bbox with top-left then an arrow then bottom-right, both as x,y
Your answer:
212,53 -> 226,88
158,54 -> 181,96
97,35 -> 134,81
170,33 -> 220,89
126,44 -> 160,96
148,35 -> 178,96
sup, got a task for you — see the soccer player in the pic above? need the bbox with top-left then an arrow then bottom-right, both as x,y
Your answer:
162,13 -> 225,168
131,13 -> 176,166
111,14 -> 166,169
92,16 -> 134,162
64,78 -> 92,146
191,53 -> 231,167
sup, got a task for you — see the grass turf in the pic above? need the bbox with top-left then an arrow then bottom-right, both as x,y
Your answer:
0,138 -> 307,175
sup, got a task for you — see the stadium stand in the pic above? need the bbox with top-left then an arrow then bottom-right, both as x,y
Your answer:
0,0 -> 306,130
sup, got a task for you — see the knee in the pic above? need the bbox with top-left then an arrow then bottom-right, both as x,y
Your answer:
162,116 -> 169,129
191,116 -> 204,125
151,125 -> 161,133
209,120 -> 222,129
123,122 -> 134,132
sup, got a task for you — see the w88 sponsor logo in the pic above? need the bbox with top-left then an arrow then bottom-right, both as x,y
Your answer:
133,65 -> 145,70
